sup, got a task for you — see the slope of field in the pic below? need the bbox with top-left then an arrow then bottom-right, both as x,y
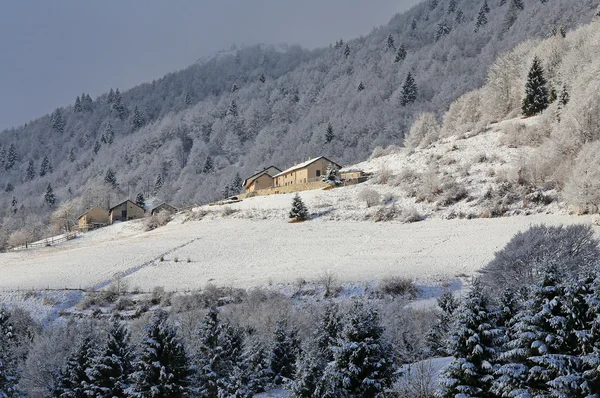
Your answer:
0,214 -> 594,291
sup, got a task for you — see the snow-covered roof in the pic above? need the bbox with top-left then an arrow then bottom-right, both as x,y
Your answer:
273,156 -> 340,178
243,166 -> 281,188
109,200 -> 144,212
77,207 -> 108,220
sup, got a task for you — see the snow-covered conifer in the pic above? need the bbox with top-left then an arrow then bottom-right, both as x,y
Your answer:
426,289 -> 459,356
0,308 -> 18,398
386,33 -> 395,50
44,183 -> 56,207
522,56 -> 549,116
53,335 -> 95,398
39,155 -> 52,177
289,194 -> 308,222
74,96 -> 82,113
394,45 -> 407,63
135,193 -> 145,209
400,72 -> 417,106
269,318 -> 300,385
153,174 -> 163,195
5,144 -> 16,171
68,148 -> 76,163
104,168 -> 117,189
203,156 -> 214,174
51,109 -> 65,133
131,106 -> 144,131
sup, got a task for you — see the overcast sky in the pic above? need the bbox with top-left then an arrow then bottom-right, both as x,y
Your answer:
0,1 -> 421,130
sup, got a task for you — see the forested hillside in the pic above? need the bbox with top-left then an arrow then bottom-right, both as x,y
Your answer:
0,0 -> 598,248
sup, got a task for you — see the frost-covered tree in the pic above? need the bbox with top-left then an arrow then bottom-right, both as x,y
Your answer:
439,282 -> 501,397
4,183 -> 13,193
103,123 -> 114,145
394,45 -> 407,63
131,106 -> 144,131
44,183 -> 56,207
475,3 -> 489,31
221,337 -> 270,398
426,289 -> 460,356
203,156 -> 214,174
68,148 -> 76,163
107,88 -> 115,104
386,33 -> 395,50
74,96 -> 82,113
51,108 -> 65,133
522,56 -> 549,116
269,318 -> 300,385
0,308 -> 19,398
343,44 -> 351,58
447,0 -> 457,13
111,89 -> 127,120
400,72 -> 417,106
405,112 -> 440,149
85,320 -> 134,398
357,81 -> 365,92
93,141 -> 101,155
436,21 -> 452,40
53,335 -> 95,398
289,194 -> 308,222
322,163 -> 341,186
325,123 -> 334,143
230,173 -> 243,195
153,174 -> 163,196
104,168 -> 117,189
128,310 -> 192,397
39,155 -> 52,177
321,301 -> 396,397
5,144 -> 16,171
135,192 -> 145,209
227,100 -> 239,117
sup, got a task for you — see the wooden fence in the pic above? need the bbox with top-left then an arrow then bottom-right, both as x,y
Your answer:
11,232 -> 78,251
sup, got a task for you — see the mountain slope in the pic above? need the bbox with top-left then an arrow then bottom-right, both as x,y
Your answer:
0,0 -> 597,248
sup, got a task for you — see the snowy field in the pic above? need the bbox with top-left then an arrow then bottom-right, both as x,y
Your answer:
0,213 -> 595,292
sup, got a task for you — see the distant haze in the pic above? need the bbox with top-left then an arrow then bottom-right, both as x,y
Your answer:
0,0 -> 420,130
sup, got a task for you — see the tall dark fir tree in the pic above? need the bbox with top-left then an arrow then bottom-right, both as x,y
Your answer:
400,72 -> 417,106
522,56 -> 549,116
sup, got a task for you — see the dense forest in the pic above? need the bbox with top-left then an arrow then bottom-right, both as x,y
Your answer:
0,0 -> 598,248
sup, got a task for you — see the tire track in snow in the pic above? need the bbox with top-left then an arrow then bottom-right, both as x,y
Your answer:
89,238 -> 199,290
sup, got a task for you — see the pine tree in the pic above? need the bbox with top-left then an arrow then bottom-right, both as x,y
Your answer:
230,173 -> 243,195
51,108 -> 65,133
343,44 -> 351,58
436,21 -> 452,40
0,308 -> 18,398
128,310 -> 192,397
93,141 -> 101,155
203,156 -> 214,174
68,148 -> 76,163
426,289 -> 459,356
559,83 -> 570,108
259,74 -> 266,83
400,72 -> 418,106
135,192 -> 145,209
153,174 -> 163,196
11,197 -> 17,214
475,3 -> 489,31
53,336 -> 95,398
581,274 -> 600,395
512,0 -> 524,10
231,84 -> 239,93
131,106 -> 144,131
269,318 -> 300,385
438,283 -> 501,397
455,8 -> 465,24
221,337 -> 270,398
84,94 -> 93,111
483,0 -> 490,13
103,123 -> 114,145
4,183 -> 13,193
221,184 -> 231,199
85,320 -> 134,398
5,143 -> 16,171
107,88 -> 115,104
522,56 -> 549,117
394,45 -> 407,63
104,168 -> 117,189
111,89 -> 126,120
321,301 -> 396,397
447,0 -> 457,13
357,81 -> 365,92
39,155 -> 52,177
289,194 -> 308,222
184,92 -> 192,106
44,183 -> 56,206
325,123 -> 334,143
386,33 -> 395,50
74,96 -> 82,113
227,100 -> 239,117
0,147 -> 6,169
322,164 -> 341,186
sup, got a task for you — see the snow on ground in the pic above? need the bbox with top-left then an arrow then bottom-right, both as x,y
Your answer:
0,213 -> 595,292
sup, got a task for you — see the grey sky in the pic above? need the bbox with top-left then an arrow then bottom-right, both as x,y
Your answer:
0,1 -> 420,130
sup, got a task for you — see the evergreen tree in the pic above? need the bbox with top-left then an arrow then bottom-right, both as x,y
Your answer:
39,155 -> 52,177
559,83 -> 570,108
203,156 -> 214,174
85,320 -> 134,398
231,84 -> 239,93
581,274 -> 600,395
325,123 -> 334,143
269,318 -> 300,385
93,141 -> 101,155
227,100 -> 239,117
426,289 -> 459,356
357,81 -> 365,92
386,33 -> 395,50
11,196 -> 17,214
111,89 -> 126,120
83,94 -> 93,111
230,173 -> 243,195
476,3 -> 489,31
400,72 -> 417,106
436,21 -> 452,40
74,96 -> 82,113
132,106 -> 144,131
321,301 -> 396,397
220,337 -> 270,398
4,183 -> 13,193
512,0 -> 524,10
128,310 -> 192,397
0,308 -> 18,398
44,183 -> 56,206
104,168 -> 117,189
103,123 -> 114,145
455,8 -> 465,24
221,184 -> 231,199
483,0 -> 491,13
51,108 -> 65,133
5,144 -> 16,171
343,44 -> 351,58
522,56 -> 549,117
447,0 -> 457,13
153,174 -> 163,196
107,88 -> 115,104
184,92 -> 192,106
322,164 -> 341,186
0,147 -> 6,169
439,282 -> 501,397
289,194 -> 308,222
25,159 -> 35,181
68,148 -> 76,163
394,45 -> 407,63
259,74 -> 266,83
53,336 -> 95,398
135,192 -> 146,209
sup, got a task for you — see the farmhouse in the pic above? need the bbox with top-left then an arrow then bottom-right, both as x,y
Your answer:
243,166 -> 281,193
274,156 -> 341,187
77,207 -> 109,231
151,202 -> 178,215
109,200 -> 145,223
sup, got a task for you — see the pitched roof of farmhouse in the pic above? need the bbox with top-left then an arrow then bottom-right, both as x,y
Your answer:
151,202 -> 178,213
109,200 -> 144,212
243,166 -> 281,188
77,207 -> 108,220
273,156 -> 341,178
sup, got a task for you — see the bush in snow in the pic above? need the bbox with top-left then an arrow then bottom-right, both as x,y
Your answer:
400,207 -> 423,223
143,211 -> 172,231
563,141 -> 600,213
289,194 -> 308,222
479,224 -> 600,296
378,276 -> 418,299
404,112 -> 440,150
357,188 -> 381,208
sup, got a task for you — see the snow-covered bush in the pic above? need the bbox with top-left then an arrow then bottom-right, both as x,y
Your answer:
563,141 -> 600,213
500,120 -> 549,148
441,89 -> 484,137
372,205 -> 400,222
480,224 -> 600,296
144,211 -> 172,231
378,277 -> 418,298
400,207 -> 423,223
405,113 -> 441,149
358,188 -> 381,208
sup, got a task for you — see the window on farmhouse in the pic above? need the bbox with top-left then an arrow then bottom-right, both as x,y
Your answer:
316,170 -> 321,177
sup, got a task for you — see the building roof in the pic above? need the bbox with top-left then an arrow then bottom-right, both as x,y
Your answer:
109,200 -> 144,212
151,202 -> 178,213
77,207 -> 108,220
273,156 -> 341,178
243,166 -> 282,188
